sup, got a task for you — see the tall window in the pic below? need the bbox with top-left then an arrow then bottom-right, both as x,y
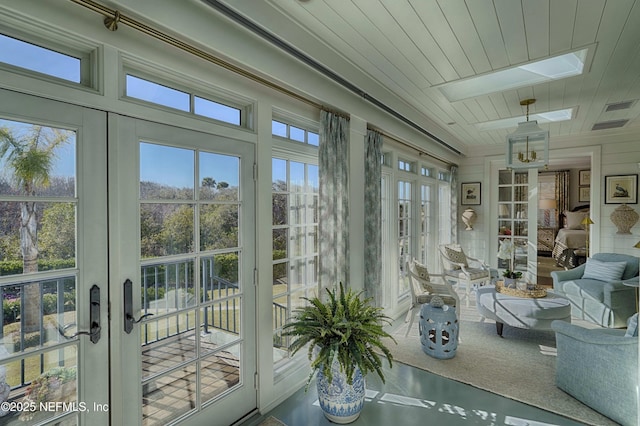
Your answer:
397,180 -> 412,297
438,182 -> 452,245
272,158 -> 318,365
419,184 -> 434,270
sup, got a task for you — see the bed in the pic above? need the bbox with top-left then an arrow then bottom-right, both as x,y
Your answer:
552,205 -> 590,265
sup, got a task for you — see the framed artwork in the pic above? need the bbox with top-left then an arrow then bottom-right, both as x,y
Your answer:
461,182 -> 481,205
604,174 -> 638,204
579,170 -> 591,186
578,186 -> 590,202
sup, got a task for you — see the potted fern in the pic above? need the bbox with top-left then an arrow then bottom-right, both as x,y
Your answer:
283,283 -> 395,424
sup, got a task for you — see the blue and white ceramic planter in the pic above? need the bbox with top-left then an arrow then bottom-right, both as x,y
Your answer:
316,363 -> 365,424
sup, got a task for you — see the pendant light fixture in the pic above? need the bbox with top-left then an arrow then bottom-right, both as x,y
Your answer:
506,99 -> 549,169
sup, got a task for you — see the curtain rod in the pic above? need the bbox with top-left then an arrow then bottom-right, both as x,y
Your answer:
369,127 -> 457,168
70,0 -> 460,157
70,0 -> 326,111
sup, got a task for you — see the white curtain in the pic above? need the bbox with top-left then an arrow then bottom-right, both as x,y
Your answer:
318,110 -> 349,295
364,129 -> 382,304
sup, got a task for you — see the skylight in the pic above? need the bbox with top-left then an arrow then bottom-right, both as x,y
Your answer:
438,49 -> 588,102
475,108 -> 574,131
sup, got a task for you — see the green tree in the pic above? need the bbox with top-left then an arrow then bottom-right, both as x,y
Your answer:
39,203 -> 75,260
162,205 -> 194,255
0,124 -> 71,331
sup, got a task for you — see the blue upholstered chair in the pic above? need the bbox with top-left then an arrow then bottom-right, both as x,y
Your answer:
551,318 -> 639,426
550,253 -> 639,327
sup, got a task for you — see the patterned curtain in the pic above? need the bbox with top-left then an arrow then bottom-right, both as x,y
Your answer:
318,110 -> 349,295
364,129 -> 382,304
555,170 -> 570,225
450,165 -> 458,242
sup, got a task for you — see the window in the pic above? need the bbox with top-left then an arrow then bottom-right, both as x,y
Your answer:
421,166 -> 433,177
438,183 -> 452,245
397,180 -> 412,298
398,159 -> 414,172
0,33 -> 85,84
271,120 -> 318,146
125,74 -> 243,126
419,184 -> 434,269
272,157 -> 318,365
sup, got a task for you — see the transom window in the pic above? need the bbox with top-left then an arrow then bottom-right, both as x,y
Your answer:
271,120 -> 318,146
0,33 -> 82,83
398,159 -> 415,172
125,74 -> 243,126
421,166 -> 433,177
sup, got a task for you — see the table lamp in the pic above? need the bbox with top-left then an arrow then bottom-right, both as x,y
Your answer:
539,199 -> 557,226
581,216 -> 594,257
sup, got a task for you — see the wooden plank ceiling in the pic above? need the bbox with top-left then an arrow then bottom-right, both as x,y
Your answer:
214,0 -> 640,155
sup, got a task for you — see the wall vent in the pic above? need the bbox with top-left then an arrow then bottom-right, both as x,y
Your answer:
604,100 -> 636,112
591,119 -> 629,131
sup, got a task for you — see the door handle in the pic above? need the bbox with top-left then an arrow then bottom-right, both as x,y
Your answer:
57,284 -> 101,344
123,279 -> 153,334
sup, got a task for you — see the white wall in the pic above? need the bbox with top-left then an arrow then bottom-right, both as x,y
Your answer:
459,132 -> 640,259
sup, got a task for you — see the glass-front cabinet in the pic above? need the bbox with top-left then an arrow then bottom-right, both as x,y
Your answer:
497,170 -> 529,274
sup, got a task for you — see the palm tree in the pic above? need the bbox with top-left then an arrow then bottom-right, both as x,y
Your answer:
0,124 -> 71,332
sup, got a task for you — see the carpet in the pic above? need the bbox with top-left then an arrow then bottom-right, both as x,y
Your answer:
538,255 -> 565,287
387,304 -> 617,426
258,416 -> 287,426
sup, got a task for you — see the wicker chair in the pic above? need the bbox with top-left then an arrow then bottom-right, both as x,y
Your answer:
438,244 -> 490,306
405,259 -> 460,337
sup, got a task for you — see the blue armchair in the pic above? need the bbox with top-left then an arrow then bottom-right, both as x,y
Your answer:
550,253 -> 639,327
551,320 -> 639,426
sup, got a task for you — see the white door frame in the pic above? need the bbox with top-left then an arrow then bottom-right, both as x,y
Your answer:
0,88 -> 109,424
107,113 -> 257,426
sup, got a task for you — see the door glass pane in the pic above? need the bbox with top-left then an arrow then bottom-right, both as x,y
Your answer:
141,204 -> 194,257
140,143 -> 194,200
200,204 -> 239,250
139,142 -> 245,425
0,119 -> 79,425
199,152 -> 239,201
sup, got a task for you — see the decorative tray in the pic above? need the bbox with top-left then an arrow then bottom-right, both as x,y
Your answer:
495,281 -> 547,298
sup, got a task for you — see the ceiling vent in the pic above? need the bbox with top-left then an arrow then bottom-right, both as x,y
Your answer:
604,100 -> 636,112
591,119 -> 629,131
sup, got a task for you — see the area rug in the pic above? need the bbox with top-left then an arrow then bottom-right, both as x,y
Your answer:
258,415 -> 286,426
386,310 -> 617,426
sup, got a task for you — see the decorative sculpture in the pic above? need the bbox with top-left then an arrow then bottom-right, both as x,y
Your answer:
610,204 -> 639,234
461,208 -> 477,230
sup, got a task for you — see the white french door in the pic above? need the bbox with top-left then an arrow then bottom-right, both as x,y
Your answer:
0,89 -> 109,424
108,114 -> 257,426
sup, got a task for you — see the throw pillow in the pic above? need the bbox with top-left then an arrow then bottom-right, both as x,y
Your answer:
445,246 -> 468,268
412,260 -> 430,282
582,258 -> 627,281
625,313 -> 638,337
564,211 -> 587,230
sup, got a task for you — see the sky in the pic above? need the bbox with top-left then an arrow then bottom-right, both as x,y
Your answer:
0,33 -> 318,191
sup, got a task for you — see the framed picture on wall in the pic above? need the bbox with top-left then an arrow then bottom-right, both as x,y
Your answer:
578,186 -> 590,202
461,182 -> 481,205
579,170 -> 591,186
604,174 -> 638,204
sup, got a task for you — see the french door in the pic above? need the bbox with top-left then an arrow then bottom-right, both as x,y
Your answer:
0,89 -> 109,424
0,91 -> 257,425
108,114 -> 257,426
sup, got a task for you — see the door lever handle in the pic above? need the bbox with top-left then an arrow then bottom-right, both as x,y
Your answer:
123,279 -> 153,333
126,312 -> 154,324
57,284 -> 101,344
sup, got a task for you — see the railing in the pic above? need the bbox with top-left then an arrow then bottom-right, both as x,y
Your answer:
0,259 -> 292,390
0,275 -> 76,390
272,302 -> 288,349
